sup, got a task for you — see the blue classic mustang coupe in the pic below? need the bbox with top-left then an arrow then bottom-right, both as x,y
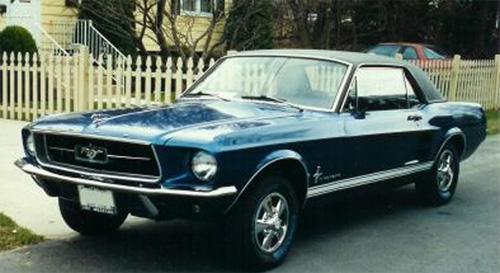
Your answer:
16,50 -> 486,269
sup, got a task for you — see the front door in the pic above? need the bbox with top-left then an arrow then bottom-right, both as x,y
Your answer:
342,66 -> 428,176
6,0 -> 41,44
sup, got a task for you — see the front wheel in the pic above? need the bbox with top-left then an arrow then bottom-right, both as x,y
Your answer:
59,198 -> 128,236
416,143 -> 460,206
226,175 -> 299,270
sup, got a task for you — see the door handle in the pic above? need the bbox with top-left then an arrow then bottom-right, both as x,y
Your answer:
407,114 -> 423,121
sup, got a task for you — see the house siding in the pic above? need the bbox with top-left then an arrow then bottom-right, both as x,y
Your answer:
142,0 -> 231,53
0,14 -> 6,30
40,0 -> 77,35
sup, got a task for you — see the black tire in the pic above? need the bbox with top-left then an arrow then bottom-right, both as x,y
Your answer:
225,174 -> 300,271
415,143 -> 460,206
58,198 -> 128,236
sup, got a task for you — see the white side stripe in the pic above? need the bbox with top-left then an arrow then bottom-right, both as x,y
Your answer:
307,162 -> 433,198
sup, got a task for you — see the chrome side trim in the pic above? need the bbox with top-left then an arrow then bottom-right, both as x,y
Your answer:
15,159 -> 237,198
307,162 -> 433,198
223,156 -> 310,214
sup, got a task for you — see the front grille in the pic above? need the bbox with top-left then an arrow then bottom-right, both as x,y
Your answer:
34,133 -> 161,181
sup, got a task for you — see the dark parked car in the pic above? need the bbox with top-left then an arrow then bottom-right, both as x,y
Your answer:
366,43 -> 450,60
15,50 -> 486,270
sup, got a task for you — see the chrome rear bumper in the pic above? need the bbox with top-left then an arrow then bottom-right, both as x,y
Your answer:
15,158 -> 237,198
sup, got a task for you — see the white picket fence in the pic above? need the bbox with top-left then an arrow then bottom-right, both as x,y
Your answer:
408,55 -> 500,111
0,47 -> 216,121
0,48 -> 499,122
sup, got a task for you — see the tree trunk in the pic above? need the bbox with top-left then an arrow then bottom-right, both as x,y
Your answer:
287,0 -> 312,48
497,0 -> 500,53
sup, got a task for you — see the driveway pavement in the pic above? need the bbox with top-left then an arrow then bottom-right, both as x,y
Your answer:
0,119 -> 498,272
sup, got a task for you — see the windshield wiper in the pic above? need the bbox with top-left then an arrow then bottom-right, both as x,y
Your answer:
182,91 -> 231,102
240,95 -> 303,112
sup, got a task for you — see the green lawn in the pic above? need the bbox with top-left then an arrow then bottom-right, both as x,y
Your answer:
0,212 -> 43,252
486,110 -> 500,135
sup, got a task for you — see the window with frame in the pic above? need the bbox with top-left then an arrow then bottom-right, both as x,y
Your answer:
181,0 -> 214,14
65,0 -> 82,7
344,67 -> 421,112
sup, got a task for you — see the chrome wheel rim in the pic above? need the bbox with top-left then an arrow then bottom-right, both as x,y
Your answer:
254,192 -> 289,253
437,150 -> 454,192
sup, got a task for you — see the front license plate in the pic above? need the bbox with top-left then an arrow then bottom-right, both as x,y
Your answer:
78,185 -> 117,215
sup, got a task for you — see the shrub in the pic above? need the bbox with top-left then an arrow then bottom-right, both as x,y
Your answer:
0,26 -> 38,54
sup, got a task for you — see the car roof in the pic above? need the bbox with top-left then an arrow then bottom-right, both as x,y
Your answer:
232,49 -> 444,103
378,42 -> 423,47
233,49 -> 408,67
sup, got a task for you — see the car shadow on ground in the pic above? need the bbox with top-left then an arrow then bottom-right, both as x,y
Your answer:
37,186 -> 421,272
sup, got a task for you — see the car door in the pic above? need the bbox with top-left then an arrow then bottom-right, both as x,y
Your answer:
342,66 -> 427,176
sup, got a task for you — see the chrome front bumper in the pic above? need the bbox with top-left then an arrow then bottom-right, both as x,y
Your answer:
15,158 -> 237,198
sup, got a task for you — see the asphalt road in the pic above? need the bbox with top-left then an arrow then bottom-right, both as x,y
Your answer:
0,134 -> 498,273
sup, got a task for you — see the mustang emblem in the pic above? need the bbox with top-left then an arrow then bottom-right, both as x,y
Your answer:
90,113 -> 110,124
75,144 -> 108,164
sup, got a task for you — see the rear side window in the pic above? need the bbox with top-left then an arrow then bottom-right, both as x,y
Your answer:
344,67 -> 421,112
423,47 -> 447,59
367,45 -> 401,57
402,47 -> 418,60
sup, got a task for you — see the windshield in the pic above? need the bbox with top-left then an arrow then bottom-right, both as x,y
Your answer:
185,57 -> 349,109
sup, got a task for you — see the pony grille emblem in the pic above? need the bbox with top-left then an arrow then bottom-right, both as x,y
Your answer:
75,144 -> 108,164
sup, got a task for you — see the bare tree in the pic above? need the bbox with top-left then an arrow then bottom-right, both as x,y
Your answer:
80,0 -> 277,62
79,0 -> 149,56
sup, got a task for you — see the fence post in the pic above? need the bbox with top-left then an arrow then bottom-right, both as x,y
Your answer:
78,45 -> 90,111
494,55 -> 500,109
448,54 -> 461,102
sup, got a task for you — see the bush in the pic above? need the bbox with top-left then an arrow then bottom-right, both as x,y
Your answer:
0,26 -> 38,54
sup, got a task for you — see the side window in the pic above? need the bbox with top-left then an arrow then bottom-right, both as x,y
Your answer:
423,47 -> 447,59
402,47 -> 418,60
405,77 -> 420,108
367,45 -> 401,57
344,67 -> 421,112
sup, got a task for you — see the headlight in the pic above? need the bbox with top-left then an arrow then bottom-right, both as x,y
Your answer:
191,151 -> 217,181
26,132 -> 35,156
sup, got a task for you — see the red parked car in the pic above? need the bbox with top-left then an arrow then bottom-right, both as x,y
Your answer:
365,43 -> 450,60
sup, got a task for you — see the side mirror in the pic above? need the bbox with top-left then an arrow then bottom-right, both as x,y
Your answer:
352,109 -> 366,119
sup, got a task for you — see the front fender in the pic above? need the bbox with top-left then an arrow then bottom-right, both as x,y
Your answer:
254,149 -> 310,177
224,149 -> 310,213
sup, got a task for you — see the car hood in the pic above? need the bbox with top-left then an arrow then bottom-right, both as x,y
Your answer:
29,100 -> 300,144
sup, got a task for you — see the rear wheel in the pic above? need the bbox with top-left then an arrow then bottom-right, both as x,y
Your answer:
226,174 -> 299,270
416,143 -> 460,206
58,198 -> 128,236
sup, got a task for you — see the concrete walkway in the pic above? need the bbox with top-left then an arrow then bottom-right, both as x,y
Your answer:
0,119 -> 73,238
